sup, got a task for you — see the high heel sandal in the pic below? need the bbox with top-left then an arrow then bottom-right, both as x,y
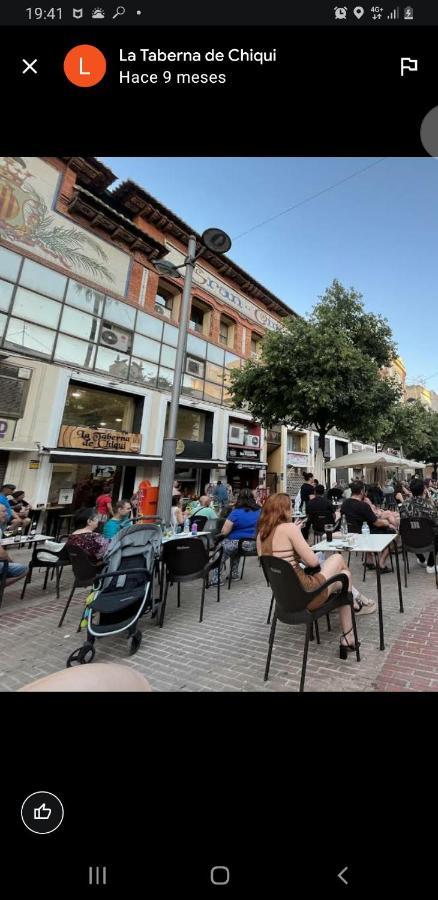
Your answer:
339,627 -> 361,660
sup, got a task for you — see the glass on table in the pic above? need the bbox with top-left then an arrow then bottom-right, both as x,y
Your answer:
324,524 -> 334,543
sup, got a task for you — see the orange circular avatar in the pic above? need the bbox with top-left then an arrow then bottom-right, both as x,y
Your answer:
64,45 -> 106,87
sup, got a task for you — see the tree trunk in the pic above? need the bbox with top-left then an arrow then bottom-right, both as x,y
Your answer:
318,431 -> 326,451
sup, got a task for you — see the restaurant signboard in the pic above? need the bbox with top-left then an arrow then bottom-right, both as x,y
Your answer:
228,447 -> 261,462
287,451 -> 309,468
58,426 -> 141,453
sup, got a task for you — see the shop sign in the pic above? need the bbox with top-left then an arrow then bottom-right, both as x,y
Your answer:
0,417 -> 16,441
29,459 -> 40,470
58,488 -> 74,505
58,426 -> 141,453
164,242 -> 283,332
287,451 -> 309,468
228,447 -> 261,461
176,440 -> 185,455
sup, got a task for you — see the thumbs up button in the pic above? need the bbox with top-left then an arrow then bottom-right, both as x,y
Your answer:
21,791 -> 64,835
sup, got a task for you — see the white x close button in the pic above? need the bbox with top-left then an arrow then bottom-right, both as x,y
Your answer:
22,58 -> 38,75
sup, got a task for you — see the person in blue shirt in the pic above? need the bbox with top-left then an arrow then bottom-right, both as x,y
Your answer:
210,488 -> 261,584
102,499 -> 132,539
213,480 -> 229,506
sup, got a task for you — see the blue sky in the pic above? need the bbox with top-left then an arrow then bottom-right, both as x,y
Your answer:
101,157 -> 438,390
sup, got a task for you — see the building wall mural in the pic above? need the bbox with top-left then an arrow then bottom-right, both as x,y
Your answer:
0,156 -> 130,295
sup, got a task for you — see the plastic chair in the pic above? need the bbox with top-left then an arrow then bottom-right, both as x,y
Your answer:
159,537 -> 223,625
58,545 -> 105,628
308,511 -> 335,544
399,517 -> 438,588
227,537 -> 257,589
261,556 -> 359,692
20,541 -> 71,601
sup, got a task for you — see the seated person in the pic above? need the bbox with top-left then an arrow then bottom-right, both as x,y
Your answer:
170,496 -> 186,532
256,494 -> 375,655
364,484 -> 400,531
67,508 -> 109,563
399,479 -> 438,574
340,480 -> 395,572
10,490 -> 32,532
210,488 -> 261,584
0,483 -> 25,533
307,484 -> 335,527
327,483 -> 344,502
103,500 -> 132,539
189,495 -> 218,521
0,503 -> 28,587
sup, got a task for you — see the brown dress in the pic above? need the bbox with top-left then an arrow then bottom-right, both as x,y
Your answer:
258,523 -> 329,610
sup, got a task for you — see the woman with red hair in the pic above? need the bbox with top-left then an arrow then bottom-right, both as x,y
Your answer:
257,493 -> 375,658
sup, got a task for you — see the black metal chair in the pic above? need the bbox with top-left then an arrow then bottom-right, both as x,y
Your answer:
159,537 -> 223,625
20,541 -> 71,601
58,546 -> 105,628
189,514 -> 211,532
308,511 -> 335,544
227,537 -> 258,589
261,556 -> 359,692
399,517 -> 438,589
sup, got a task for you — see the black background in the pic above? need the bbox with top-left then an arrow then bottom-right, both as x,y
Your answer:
2,20 -> 437,896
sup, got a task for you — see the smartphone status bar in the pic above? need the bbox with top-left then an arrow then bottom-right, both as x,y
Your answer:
3,2 -> 438,26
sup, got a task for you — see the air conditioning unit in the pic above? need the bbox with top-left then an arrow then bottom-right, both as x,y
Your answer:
245,434 -> 261,449
186,357 -> 204,377
100,322 -> 131,353
154,303 -> 171,319
228,424 -> 245,445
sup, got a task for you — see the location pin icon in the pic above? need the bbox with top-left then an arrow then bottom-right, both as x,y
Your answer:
353,6 -> 364,17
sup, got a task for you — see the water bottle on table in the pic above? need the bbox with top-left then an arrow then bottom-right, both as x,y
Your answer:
340,515 -> 348,537
361,521 -> 370,536
183,518 -> 190,534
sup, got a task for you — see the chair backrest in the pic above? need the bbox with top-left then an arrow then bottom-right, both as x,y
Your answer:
190,514 -> 210,531
344,519 -> 362,534
308,511 -> 334,534
261,555 -> 315,619
162,537 -> 209,577
399,516 -> 435,550
66,545 -> 103,585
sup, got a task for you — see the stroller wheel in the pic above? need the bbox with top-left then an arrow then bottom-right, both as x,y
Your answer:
66,641 -> 96,667
128,630 -> 142,656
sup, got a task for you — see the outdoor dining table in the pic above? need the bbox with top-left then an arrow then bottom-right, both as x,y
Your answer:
1,533 -> 52,549
313,532 -> 403,651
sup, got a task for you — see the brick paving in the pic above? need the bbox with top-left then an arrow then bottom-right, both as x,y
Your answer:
1,545 -> 438,691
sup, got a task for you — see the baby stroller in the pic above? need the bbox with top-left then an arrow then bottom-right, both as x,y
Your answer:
66,523 -> 162,666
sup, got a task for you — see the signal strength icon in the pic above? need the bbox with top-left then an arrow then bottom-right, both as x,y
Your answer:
387,6 -> 400,17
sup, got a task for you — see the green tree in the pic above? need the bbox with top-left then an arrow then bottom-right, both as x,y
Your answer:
230,280 -> 401,450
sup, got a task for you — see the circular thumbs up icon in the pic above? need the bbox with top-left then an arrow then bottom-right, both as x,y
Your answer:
21,791 -> 64,834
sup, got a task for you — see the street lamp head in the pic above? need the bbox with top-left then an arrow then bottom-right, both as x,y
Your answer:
201,227 -> 232,255
153,259 -> 183,279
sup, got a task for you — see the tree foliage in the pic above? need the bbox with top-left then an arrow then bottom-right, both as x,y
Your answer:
380,402 -> 438,462
230,280 -> 400,449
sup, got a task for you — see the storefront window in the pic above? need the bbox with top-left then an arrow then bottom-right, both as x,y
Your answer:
205,361 -> 223,385
5,317 -> 55,358
160,344 -> 177,368
187,333 -> 207,358
203,381 -> 222,403
163,323 -> 178,347
136,310 -> 163,340
54,334 -> 96,368
132,333 -> 160,363
207,343 -> 225,366
13,287 -> 62,328
158,366 -> 174,389
60,305 -> 99,342
104,296 -> 136,330
182,374 -> 203,399
19,258 -> 67,300
0,246 -> 21,282
62,383 -> 135,431
129,358 -> 158,386
48,462 -> 122,511
0,279 -> 13,312
175,408 -> 206,442
65,280 -> 104,316
95,347 -> 130,378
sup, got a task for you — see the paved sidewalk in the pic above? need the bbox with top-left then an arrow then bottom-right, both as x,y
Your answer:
0,546 -> 437,691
